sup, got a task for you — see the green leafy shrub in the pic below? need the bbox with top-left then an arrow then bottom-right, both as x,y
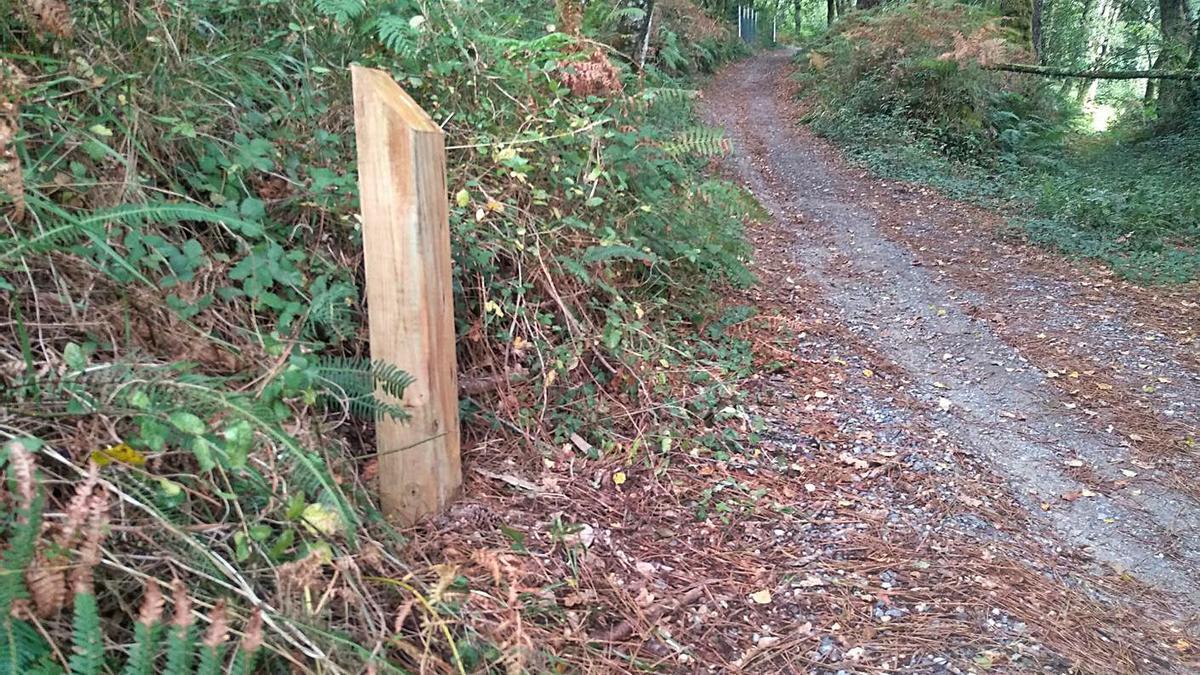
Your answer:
1021,129 -> 1200,283
796,0 -> 1062,163
1,0 -> 757,670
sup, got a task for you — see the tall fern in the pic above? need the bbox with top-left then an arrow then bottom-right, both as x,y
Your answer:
314,356 -> 414,422
67,593 -> 104,675
658,128 -> 732,158
1,442 -> 45,672
0,198 -> 270,266
314,0 -> 365,24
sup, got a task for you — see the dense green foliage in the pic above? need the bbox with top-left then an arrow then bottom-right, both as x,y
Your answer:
796,0 -> 1200,283
0,0 -> 757,670
1024,130 -> 1200,282
798,3 -> 1061,161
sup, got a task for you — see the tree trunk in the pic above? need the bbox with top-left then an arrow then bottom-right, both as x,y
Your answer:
987,62 -> 1200,79
636,0 -> 656,72
856,0 -> 881,9
1156,0 -> 1197,122
1031,0 -> 1044,62
1177,22 -> 1200,124
1077,0 -> 1121,107
1144,50 -> 1163,105
1000,0 -> 1034,50
827,0 -> 836,26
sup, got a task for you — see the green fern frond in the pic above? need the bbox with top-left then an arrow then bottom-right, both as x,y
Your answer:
195,643 -> 225,675
67,593 -> 104,675
0,220 -> 103,264
231,647 -> 260,675
314,357 -> 414,422
120,620 -> 163,675
657,129 -> 731,158
77,202 -> 263,231
0,619 -> 54,675
641,87 -> 700,107
164,625 -> 194,675
306,280 -> 359,344
314,0 -> 365,24
607,6 -> 646,22
374,15 -> 420,59
0,199 -> 267,267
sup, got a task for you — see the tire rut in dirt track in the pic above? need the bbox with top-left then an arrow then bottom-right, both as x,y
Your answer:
703,51 -> 1200,607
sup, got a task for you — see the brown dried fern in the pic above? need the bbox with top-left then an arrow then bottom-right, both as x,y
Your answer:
937,22 -> 1016,67
557,49 -> 623,98
202,599 -> 229,648
71,489 -> 110,594
0,60 -> 25,222
171,579 -> 193,628
240,607 -> 264,654
5,439 -> 37,508
25,551 -> 67,617
27,0 -> 75,38
56,461 -> 100,550
137,578 -> 165,626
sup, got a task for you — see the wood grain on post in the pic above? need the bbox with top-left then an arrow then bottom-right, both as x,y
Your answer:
351,65 -> 460,524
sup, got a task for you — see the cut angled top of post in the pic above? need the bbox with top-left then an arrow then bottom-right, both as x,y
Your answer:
351,66 -> 440,133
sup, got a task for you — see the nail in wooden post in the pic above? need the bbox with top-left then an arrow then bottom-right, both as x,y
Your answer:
351,65 -> 460,524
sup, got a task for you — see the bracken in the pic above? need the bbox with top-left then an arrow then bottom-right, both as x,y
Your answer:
26,0 -> 75,37
558,48 -> 624,98
0,60 -> 25,222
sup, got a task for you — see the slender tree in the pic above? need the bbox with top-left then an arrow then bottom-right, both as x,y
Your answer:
1032,0 -> 1045,61
1000,0 -> 1035,49
1156,0 -> 1197,121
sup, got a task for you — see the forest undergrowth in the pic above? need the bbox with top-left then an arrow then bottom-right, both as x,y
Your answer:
0,0 -> 770,671
793,1 -> 1200,284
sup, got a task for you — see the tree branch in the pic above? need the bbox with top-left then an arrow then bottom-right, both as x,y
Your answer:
985,62 -> 1200,80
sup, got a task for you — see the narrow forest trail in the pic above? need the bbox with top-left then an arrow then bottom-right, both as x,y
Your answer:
687,50 -> 1200,670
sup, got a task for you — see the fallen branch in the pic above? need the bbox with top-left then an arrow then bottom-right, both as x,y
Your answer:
458,368 -> 526,395
985,62 -> 1200,80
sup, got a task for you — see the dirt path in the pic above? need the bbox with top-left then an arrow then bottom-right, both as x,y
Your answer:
696,50 -> 1200,668
704,49 -> 1200,602
428,52 -> 1198,674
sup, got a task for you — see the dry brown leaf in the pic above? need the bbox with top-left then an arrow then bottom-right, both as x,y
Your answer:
25,552 -> 67,617
0,60 -> 25,222
27,0 -> 74,37
558,49 -> 623,98
171,579 -> 193,628
202,599 -> 230,648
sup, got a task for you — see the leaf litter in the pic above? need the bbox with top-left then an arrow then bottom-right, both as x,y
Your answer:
395,52 -> 1198,674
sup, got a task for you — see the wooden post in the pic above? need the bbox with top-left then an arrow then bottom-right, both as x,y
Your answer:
351,65 -> 461,524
